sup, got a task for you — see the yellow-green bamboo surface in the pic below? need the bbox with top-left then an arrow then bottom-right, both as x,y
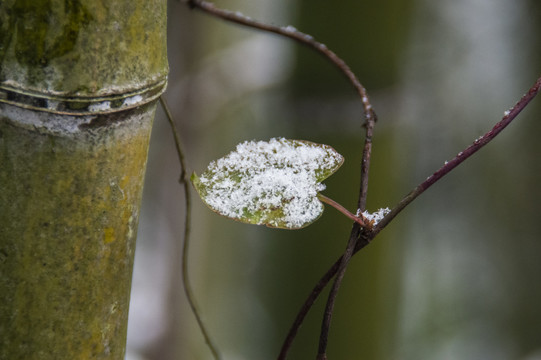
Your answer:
0,0 -> 167,358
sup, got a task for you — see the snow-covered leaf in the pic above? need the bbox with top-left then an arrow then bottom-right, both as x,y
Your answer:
191,137 -> 344,229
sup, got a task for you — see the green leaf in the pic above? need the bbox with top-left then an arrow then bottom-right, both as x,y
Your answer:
191,137 -> 344,229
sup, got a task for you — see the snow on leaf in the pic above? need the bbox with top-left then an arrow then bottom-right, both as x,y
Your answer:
191,138 -> 344,229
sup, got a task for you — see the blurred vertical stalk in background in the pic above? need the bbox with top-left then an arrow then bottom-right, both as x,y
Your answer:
0,1 -> 167,359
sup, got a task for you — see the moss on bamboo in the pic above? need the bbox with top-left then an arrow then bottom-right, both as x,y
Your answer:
0,0 -> 168,96
0,103 -> 156,359
0,0 -> 167,357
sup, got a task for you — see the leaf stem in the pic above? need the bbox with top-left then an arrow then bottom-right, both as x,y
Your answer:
317,194 -> 369,228
160,96 -> 222,360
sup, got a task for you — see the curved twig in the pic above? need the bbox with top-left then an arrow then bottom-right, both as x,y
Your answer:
160,96 -> 222,360
372,75 -> 541,237
186,0 -> 375,124
184,3 -> 378,358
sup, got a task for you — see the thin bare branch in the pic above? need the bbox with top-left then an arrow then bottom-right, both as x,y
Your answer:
277,254 -> 342,360
317,228 -> 358,359
186,0 -> 375,126
316,193 -> 373,359
277,224 -> 369,360
160,97 -> 187,182
358,113 -> 375,212
160,96 -> 222,360
371,75 -> 541,237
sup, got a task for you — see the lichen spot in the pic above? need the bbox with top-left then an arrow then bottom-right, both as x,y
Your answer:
103,227 -> 115,244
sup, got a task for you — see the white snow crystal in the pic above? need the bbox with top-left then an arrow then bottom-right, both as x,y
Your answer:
283,25 -> 298,33
88,101 -> 111,112
123,95 -> 143,107
360,207 -> 390,226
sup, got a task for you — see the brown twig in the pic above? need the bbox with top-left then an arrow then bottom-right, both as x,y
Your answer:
185,0 -> 376,127
358,109 -> 376,212
160,97 -> 222,360
277,253 -> 343,360
315,201 -> 370,359
317,227 -> 360,360
184,1 -> 379,358
371,74 -> 541,237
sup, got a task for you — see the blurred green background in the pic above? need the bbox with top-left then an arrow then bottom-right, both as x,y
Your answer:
127,0 -> 541,359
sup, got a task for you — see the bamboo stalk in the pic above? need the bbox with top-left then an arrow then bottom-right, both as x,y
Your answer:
0,1 -> 168,358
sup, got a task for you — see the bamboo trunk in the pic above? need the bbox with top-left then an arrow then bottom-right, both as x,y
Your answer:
0,1 -> 168,358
